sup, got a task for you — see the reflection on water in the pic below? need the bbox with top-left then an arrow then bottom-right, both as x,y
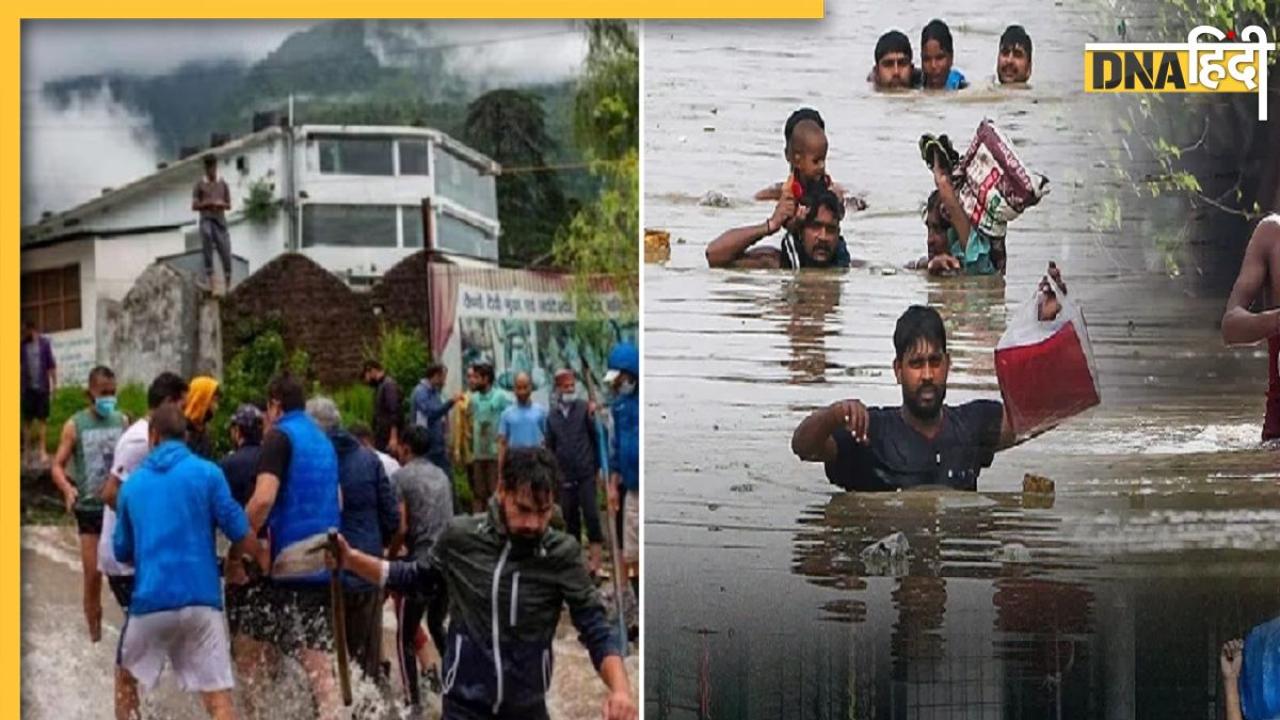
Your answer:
644,2 -> 1279,717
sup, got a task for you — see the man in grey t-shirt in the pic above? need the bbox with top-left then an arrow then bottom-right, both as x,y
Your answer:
388,425 -> 452,710
192,154 -> 232,295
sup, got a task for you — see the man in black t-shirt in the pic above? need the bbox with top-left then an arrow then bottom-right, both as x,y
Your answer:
363,360 -> 402,454
792,266 -> 1067,491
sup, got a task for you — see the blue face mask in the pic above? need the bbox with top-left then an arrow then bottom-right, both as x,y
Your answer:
618,380 -> 636,396
95,395 -> 118,416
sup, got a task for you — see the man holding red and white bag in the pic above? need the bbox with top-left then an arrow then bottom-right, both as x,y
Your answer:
792,263 -> 1092,492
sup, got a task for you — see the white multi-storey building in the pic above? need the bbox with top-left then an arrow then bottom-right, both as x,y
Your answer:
21,122 -> 502,379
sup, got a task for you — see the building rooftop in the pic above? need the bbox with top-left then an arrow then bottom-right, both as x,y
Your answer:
22,123 -> 501,247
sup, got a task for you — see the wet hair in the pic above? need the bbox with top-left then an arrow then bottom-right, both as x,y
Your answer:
784,108 -> 825,150
1000,25 -> 1032,60
501,447 -> 559,502
921,19 -> 955,56
471,363 -> 495,384
348,422 -> 373,443
88,365 -> 115,386
801,184 -> 845,225
305,396 -> 341,432
362,360 -> 383,374
202,153 -> 218,168
894,306 -> 948,360
875,30 -> 913,63
401,424 -> 432,458
151,404 -> 188,442
425,363 -> 446,381
923,190 -> 953,227
787,120 -> 826,158
267,372 -> 306,412
147,372 -> 189,410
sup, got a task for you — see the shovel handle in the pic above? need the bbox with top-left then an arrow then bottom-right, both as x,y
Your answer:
327,529 -> 353,706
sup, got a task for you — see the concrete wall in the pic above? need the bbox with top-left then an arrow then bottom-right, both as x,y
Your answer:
96,263 -> 219,386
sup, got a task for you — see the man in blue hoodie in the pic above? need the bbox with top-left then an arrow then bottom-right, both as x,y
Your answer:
113,404 -> 259,719
604,342 -> 640,610
307,396 -> 399,684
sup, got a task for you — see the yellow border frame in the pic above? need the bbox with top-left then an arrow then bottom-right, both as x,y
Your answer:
7,4 -> 821,717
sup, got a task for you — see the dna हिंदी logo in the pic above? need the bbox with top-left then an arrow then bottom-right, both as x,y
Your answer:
1085,26 -> 1275,120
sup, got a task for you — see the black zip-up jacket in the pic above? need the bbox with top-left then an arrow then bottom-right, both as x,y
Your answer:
382,499 -> 623,714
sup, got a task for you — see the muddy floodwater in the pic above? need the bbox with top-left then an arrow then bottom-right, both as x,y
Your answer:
643,4 -> 1279,718
20,525 -> 638,719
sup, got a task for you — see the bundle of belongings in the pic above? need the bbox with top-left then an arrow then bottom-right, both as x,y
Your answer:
920,119 -> 1050,272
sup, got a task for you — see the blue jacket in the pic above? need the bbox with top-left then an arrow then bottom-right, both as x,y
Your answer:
411,381 -> 455,460
330,429 -> 399,591
115,440 -> 249,615
609,392 -> 639,491
268,410 -> 340,584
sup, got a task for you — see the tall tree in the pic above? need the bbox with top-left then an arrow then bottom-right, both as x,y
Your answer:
554,20 -> 639,341
465,88 -> 569,267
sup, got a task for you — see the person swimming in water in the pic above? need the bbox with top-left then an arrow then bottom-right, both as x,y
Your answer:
1221,214 -> 1280,443
791,265 -> 1068,491
996,25 -> 1033,84
706,183 -> 852,270
920,19 -> 969,90
919,154 -> 1004,275
870,30 -> 920,90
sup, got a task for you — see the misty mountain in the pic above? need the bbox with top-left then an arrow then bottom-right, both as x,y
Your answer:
41,20 -> 584,170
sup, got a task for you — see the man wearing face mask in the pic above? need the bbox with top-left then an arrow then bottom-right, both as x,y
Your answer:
50,365 -> 128,643
327,447 -> 636,720
791,266 -> 1068,490
705,184 -> 852,270
98,372 -> 190,720
544,369 -> 603,576
604,343 -> 639,609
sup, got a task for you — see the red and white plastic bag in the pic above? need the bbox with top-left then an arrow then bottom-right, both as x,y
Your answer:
994,274 -> 1100,440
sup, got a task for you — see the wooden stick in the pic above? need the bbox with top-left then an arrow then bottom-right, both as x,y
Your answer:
327,529 -> 353,706
594,418 -> 630,656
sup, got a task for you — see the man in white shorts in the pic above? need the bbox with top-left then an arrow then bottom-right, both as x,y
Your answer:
99,372 -> 189,720
113,404 -> 260,718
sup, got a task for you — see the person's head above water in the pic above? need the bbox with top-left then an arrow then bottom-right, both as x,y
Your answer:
997,25 -> 1033,84
892,306 -> 950,422
923,189 -> 952,255
784,184 -> 846,267
785,115 -> 829,187
873,30 -> 915,90
920,19 -> 956,89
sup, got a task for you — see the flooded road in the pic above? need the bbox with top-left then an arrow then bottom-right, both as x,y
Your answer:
20,525 -> 638,719
643,4 -> 1279,718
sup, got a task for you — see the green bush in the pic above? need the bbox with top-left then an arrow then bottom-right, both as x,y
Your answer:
213,329 -> 311,455
329,383 -> 375,431
45,383 -> 147,454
